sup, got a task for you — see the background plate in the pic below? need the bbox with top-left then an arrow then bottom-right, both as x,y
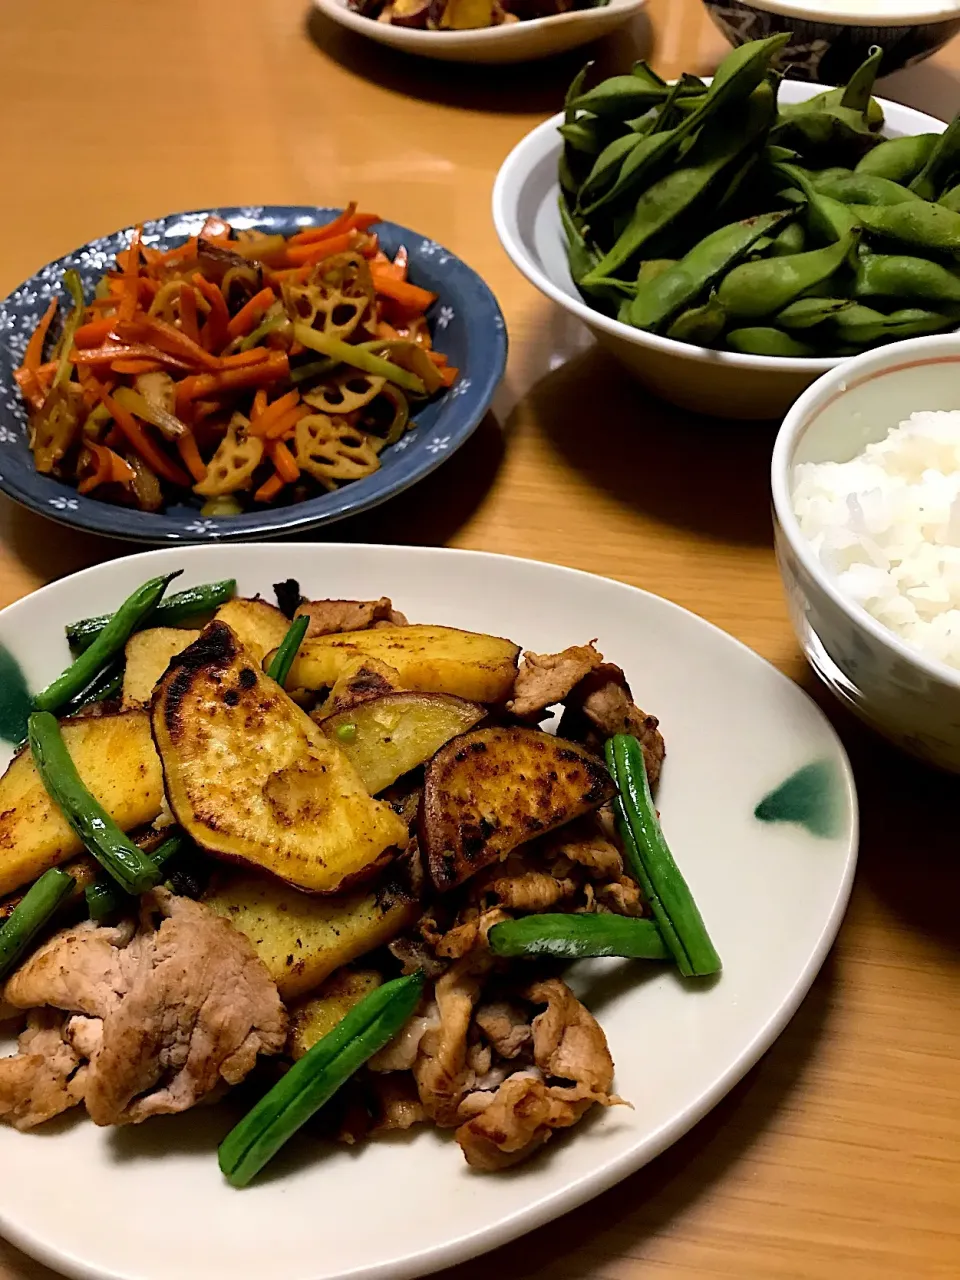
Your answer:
0,544 -> 857,1280
0,208 -> 506,543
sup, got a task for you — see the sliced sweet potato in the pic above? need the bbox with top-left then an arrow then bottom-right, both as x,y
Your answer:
0,711 -> 164,896
420,727 -> 615,892
122,627 -> 200,707
320,692 -> 485,795
212,597 -> 290,665
287,969 -> 383,1058
281,625 -> 521,704
313,655 -> 405,721
151,621 -> 408,894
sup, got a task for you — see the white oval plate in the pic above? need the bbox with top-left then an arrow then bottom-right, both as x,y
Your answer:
311,0 -> 646,64
0,544 -> 858,1280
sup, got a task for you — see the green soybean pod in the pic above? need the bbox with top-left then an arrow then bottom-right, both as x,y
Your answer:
856,133 -> 937,182
726,327 -> 815,356
564,61 -> 591,124
629,209 -> 790,331
568,75 -> 670,120
810,171 -> 922,206
853,253 -> 960,306
775,163 -> 861,242
716,231 -> 856,321
665,295 -> 727,345
938,181 -> 960,212
910,113 -> 960,199
831,304 -> 954,344
558,119 -> 606,156
776,297 -> 855,330
839,45 -> 884,114
560,197 -> 597,285
576,132 -> 646,207
769,220 -> 806,256
850,200 -> 960,251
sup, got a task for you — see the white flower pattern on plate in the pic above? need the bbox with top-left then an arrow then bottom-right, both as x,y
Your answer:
435,305 -> 454,330
426,435 -> 451,454
49,496 -> 78,511
447,377 -> 471,399
418,239 -> 452,265
185,519 -> 220,536
0,425 -> 19,445
392,430 -> 419,452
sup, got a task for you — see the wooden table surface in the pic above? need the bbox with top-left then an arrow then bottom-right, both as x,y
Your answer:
1,2 -> 958,1277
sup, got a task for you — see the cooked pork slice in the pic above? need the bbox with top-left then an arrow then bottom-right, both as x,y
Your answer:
368,1007 -> 439,1073
456,979 -> 617,1171
0,1010 -> 87,1130
550,829 -> 624,880
434,907 -> 509,960
595,877 -> 645,916
1,889 -> 285,1129
488,869 -> 576,912
506,644 -> 603,719
560,663 -> 665,788
412,955 -> 490,1126
296,597 -> 407,638
367,1072 -> 427,1133
474,1000 -> 532,1060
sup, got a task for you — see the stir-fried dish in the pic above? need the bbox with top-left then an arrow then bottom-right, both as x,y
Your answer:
13,209 -> 456,515
350,0 -> 607,32
0,576 -> 719,1180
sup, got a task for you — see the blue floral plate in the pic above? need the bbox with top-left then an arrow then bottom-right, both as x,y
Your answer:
0,206 -> 507,543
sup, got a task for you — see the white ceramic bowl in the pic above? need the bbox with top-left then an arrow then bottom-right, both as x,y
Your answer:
772,333 -> 960,772
311,0 -> 646,63
492,82 -> 946,418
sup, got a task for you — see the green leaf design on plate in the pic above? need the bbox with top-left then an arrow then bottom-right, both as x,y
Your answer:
0,643 -> 32,746
754,760 -> 842,839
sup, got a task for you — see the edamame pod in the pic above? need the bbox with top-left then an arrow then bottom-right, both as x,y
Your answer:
855,132 -> 937,182
726,327 -> 815,356
776,297 -> 855,330
849,199 -> 960,251
853,253 -> 960,305
716,230 -> 856,320
665,295 -> 727,344
810,171 -> 921,206
910,113 -> 960,200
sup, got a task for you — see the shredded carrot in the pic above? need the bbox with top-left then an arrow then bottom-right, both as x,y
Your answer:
437,364 -> 459,387
13,367 -> 44,411
285,232 -> 358,268
73,319 -> 116,348
192,273 -> 230,352
217,348 -> 272,369
252,388 -> 268,418
176,352 -> 290,407
249,389 -> 299,436
100,391 -> 191,487
268,265 -> 313,285
254,472 -> 286,503
78,442 -> 136,494
179,283 -> 200,345
72,343 -> 191,372
176,432 -> 208,484
21,298 -> 59,375
371,271 -> 436,312
114,318 -> 220,369
225,286 -> 276,341
266,438 -> 299,483
261,406 -> 307,441
288,206 -> 381,247
118,227 -> 143,322
110,358 -> 168,375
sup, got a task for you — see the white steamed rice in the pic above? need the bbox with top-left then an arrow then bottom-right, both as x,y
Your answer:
793,410 -> 960,671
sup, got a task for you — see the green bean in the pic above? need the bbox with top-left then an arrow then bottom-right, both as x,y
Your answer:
665,294 -> 727,345
584,79 -> 778,282
0,868 -> 76,983
606,735 -> 720,978
28,712 -> 161,896
85,833 -> 185,922
777,297 -> 854,330
36,572 -> 181,713
854,253 -> 960,305
629,209 -> 790,331
266,616 -> 309,689
849,200 -> 960,251
716,229 -> 856,320
488,913 -> 670,961
65,578 -> 237,652
219,971 -> 424,1187
810,171 -> 921,206
60,659 -> 124,718
856,133 -> 937,182
910,113 -> 960,200
725,327 -> 815,356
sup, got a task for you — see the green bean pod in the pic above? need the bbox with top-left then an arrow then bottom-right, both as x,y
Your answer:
848,200 -> 960,251
829,303 -> 954,344
560,197 -> 599,285
717,230 -> 856,321
266,615 -> 309,689
606,735 -> 721,978
629,209 -> 790,332
909,112 -> 960,199
855,133 -> 937,182
938,181 -> 960,212
488,913 -> 670,961
0,868 -> 76,983
809,171 -> 921,207
776,297 -> 855,330
61,659 -> 125,718
65,578 -> 235,653
768,220 -> 806,256
726,327 -> 815,356
853,253 -> 960,306
577,133 -> 646,207
28,712 -> 161,896
665,295 -> 728,345
35,572 -> 182,713
219,970 -> 424,1187
85,833 -> 185,923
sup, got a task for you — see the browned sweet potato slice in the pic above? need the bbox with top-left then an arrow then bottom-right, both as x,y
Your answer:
419,727 -> 615,893
151,621 -> 408,894
320,692 -> 485,795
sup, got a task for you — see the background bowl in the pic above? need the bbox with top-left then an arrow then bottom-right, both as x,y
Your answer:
492,83 -> 945,419
771,332 -> 960,772
701,0 -> 960,84
0,206 -> 506,544
311,0 -> 647,64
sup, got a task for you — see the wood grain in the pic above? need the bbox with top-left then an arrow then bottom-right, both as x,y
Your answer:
0,1 -> 958,1277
